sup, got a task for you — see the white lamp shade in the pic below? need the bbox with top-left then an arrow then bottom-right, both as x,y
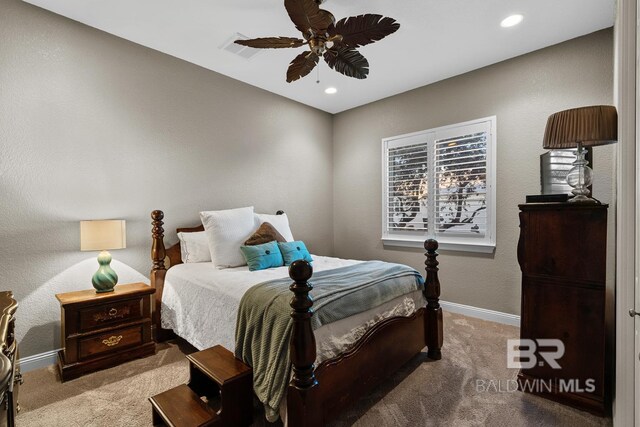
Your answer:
80,220 -> 126,251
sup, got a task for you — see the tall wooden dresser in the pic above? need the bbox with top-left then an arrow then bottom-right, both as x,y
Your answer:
517,202 -> 609,415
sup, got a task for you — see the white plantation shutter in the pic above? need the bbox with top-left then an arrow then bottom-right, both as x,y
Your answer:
382,118 -> 496,253
386,140 -> 429,234
434,122 -> 490,238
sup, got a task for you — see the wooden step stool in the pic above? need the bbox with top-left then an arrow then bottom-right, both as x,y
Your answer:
150,345 -> 253,427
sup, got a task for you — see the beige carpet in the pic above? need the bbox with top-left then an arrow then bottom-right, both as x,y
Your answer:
18,312 -> 611,426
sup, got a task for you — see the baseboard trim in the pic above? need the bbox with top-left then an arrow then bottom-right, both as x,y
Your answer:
18,303 -> 518,371
441,301 -> 520,327
19,349 -> 60,373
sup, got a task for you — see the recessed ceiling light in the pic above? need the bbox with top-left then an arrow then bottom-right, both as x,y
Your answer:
325,87 -> 337,94
500,14 -> 523,28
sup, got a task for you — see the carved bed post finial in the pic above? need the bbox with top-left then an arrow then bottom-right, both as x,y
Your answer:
151,210 -> 166,272
287,260 -> 321,426
424,239 -> 443,360
150,210 -> 167,339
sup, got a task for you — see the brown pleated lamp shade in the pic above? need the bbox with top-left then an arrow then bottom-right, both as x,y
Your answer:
542,105 -> 618,149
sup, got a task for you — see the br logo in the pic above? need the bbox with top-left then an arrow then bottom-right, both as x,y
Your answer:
507,339 -> 565,369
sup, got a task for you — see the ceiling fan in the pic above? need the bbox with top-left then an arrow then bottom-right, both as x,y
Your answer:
235,0 -> 400,83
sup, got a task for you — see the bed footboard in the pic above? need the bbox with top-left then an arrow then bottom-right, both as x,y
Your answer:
287,239 -> 443,425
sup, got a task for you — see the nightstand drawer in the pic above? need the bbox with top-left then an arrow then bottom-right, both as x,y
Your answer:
78,325 -> 142,360
78,298 -> 143,332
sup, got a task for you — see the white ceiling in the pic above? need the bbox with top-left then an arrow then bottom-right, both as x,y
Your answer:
24,0 -> 615,114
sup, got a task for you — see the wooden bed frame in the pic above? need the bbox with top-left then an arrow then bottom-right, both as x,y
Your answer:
150,210 -> 443,426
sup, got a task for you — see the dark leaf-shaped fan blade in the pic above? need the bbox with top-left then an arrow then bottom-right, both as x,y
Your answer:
287,51 -> 319,83
331,14 -> 400,48
285,0 -> 335,35
235,37 -> 306,49
323,47 -> 369,79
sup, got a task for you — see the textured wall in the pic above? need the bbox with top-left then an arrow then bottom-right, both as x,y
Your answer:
0,0 -> 615,359
332,29 -> 615,315
0,0 -> 334,357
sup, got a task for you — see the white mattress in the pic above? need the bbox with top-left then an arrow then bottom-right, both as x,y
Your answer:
161,255 -> 426,364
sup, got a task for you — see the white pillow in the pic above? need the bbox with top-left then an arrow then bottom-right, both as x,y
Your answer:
255,213 -> 294,242
200,206 -> 255,268
177,231 -> 211,263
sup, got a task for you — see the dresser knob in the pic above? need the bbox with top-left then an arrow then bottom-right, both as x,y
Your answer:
108,308 -> 118,316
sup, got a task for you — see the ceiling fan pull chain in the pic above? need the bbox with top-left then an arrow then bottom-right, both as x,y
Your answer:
316,64 -> 320,84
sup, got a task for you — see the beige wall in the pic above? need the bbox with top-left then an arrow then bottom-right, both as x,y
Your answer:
332,29 -> 615,315
0,0 -> 334,357
0,0 -> 615,358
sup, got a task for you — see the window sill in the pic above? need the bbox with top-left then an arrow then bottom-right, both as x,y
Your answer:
381,237 -> 496,254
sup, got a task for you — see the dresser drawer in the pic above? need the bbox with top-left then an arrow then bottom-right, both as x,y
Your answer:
78,325 -> 142,360
78,297 -> 143,332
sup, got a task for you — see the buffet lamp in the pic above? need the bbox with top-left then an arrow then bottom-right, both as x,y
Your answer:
80,220 -> 126,293
542,105 -> 617,203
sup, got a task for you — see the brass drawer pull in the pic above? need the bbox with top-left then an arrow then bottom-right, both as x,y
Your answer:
93,306 -> 131,323
102,335 -> 123,347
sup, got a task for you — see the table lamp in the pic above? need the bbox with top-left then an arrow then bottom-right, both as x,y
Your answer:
542,105 -> 617,203
80,220 -> 126,293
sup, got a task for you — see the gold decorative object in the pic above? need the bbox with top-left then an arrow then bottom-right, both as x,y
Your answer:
102,335 -> 123,347
93,306 -> 130,323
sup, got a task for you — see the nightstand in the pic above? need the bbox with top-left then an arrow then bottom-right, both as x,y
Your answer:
56,283 -> 155,382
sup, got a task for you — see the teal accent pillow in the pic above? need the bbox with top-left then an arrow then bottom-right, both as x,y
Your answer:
278,241 -> 313,266
240,241 -> 284,271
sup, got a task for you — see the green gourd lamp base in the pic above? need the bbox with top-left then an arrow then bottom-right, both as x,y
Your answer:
92,250 -> 118,293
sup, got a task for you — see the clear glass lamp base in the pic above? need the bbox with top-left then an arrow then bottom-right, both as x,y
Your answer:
566,143 -> 597,204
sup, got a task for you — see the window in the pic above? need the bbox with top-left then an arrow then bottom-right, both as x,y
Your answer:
382,117 -> 496,253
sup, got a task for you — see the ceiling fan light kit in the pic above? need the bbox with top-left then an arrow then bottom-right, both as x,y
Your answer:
235,0 -> 400,83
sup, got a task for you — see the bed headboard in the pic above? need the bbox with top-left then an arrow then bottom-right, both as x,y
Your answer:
165,224 -> 204,268
162,210 -> 285,269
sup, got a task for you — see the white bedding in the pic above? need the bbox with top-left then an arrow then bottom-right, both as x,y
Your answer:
161,255 -> 426,364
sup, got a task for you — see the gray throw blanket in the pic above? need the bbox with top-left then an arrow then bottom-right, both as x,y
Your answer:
234,261 -> 425,421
